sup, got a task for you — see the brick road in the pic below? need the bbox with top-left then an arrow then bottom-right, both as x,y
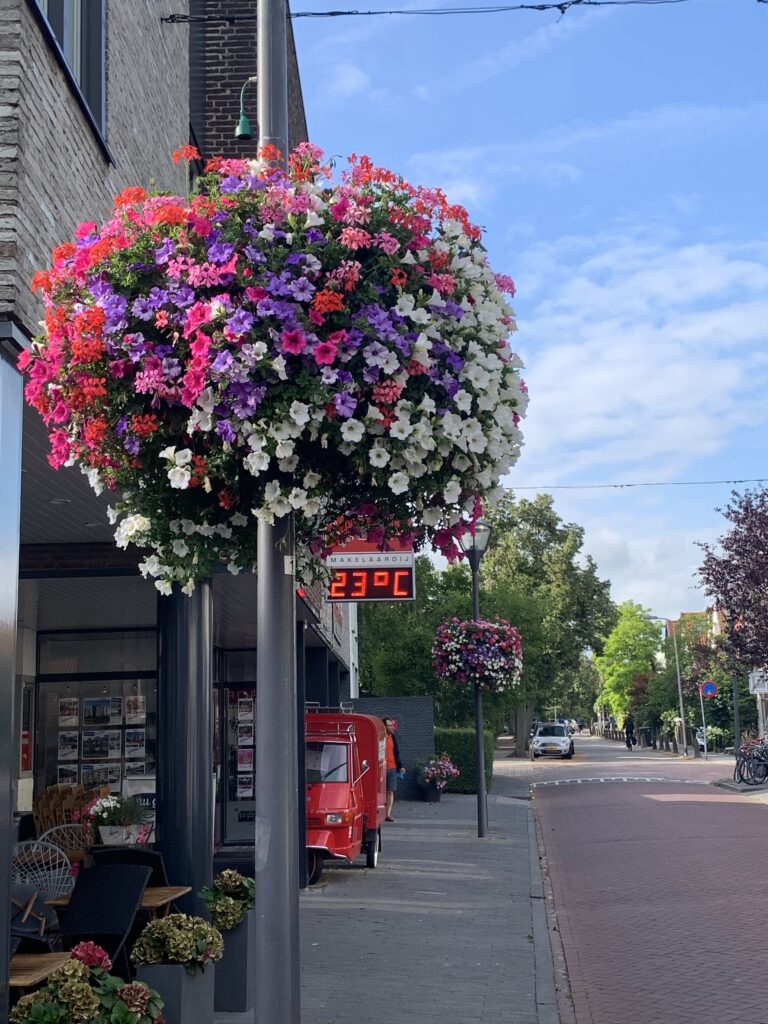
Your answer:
536,771 -> 768,1024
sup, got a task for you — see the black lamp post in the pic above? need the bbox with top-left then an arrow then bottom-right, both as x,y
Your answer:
458,519 -> 492,838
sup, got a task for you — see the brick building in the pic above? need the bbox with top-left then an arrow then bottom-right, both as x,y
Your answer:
0,1 -> 355,997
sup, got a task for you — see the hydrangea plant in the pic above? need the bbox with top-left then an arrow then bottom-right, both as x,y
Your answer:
21,143 -> 527,593
132,913 -> 224,974
199,868 -> 255,930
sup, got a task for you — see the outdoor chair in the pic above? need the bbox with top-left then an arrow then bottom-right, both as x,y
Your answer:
59,864 -> 151,979
10,883 -> 60,953
37,823 -> 94,864
90,847 -> 169,886
12,841 -> 75,900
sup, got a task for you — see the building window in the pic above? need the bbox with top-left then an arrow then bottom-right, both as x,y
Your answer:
34,0 -> 105,134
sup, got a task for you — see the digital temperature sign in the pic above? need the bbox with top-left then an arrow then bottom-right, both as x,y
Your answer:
327,566 -> 415,603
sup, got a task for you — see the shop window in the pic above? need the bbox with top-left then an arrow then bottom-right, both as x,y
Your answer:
32,0 -> 105,135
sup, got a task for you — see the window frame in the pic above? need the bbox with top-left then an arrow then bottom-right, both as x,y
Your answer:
27,0 -> 113,164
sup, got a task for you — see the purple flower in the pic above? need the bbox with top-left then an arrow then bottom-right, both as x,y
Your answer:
170,285 -> 195,308
131,297 -> 154,321
227,309 -> 254,335
333,391 -> 357,418
244,245 -> 266,264
363,364 -> 380,384
284,254 -> 304,266
215,419 -> 237,443
289,278 -> 315,301
123,435 -> 141,455
220,175 -> 246,194
155,238 -> 176,265
211,350 -> 235,374
305,229 -> 326,245
147,287 -> 169,310
101,293 -> 128,332
208,241 -> 235,264
115,416 -> 129,436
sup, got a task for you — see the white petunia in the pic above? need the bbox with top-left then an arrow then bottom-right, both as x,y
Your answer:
443,479 -> 462,504
389,419 -> 413,441
168,467 -> 191,489
174,448 -> 193,466
303,470 -> 321,489
369,446 -> 390,468
388,471 -> 409,495
159,446 -> 176,461
340,419 -> 365,443
172,539 -> 190,557
245,451 -> 269,475
289,400 -> 311,427
155,579 -> 173,596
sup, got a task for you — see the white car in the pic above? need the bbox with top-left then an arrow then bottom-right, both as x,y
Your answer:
532,723 -> 574,759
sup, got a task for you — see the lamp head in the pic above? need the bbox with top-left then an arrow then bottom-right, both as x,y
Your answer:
458,518 -> 492,557
234,112 -> 253,141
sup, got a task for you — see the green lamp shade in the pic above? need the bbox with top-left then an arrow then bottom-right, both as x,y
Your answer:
235,112 -> 253,140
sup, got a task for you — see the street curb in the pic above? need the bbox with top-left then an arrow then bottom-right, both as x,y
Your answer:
532,805 -> 575,1024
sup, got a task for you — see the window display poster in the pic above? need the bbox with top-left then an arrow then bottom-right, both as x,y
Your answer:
81,762 -> 121,788
125,729 -> 146,759
83,698 -> 122,727
237,697 -> 253,722
125,695 -> 146,725
57,764 -> 78,784
57,731 -> 79,761
125,761 -> 146,777
237,723 -> 253,747
81,729 -> 121,760
237,774 -> 254,799
58,698 -> 79,728
237,748 -> 254,772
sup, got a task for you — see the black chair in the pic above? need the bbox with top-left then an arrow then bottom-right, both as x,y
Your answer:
59,864 -> 151,980
90,847 -> 169,886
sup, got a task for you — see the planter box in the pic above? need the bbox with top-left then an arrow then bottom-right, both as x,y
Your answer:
418,781 -> 441,803
98,824 -> 144,845
136,963 -> 214,1024
214,909 -> 256,1013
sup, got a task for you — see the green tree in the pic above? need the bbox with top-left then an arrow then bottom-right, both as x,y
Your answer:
595,602 -> 661,720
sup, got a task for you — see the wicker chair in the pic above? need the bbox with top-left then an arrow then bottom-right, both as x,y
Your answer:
11,841 -> 74,900
33,784 -> 108,836
37,823 -> 95,864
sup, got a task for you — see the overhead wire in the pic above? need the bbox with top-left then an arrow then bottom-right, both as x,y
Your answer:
510,478 -> 768,491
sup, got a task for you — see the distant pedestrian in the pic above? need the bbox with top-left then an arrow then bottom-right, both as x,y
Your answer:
383,717 -> 404,821
624,714 -> 636,750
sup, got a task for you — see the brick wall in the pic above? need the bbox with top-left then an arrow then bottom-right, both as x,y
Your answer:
1,0 -> 190,337
351,697 -> 435,801
189,0 -> 308,161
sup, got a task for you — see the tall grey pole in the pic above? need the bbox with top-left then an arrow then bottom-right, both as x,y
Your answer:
469,556 -> 488,838
0,344 -> 22,1015
670,625 -> 688,757
732,674 -> 741,752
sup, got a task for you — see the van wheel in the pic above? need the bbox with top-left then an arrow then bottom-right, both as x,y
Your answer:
365,830 -> 379,869
307,850 -> 323,885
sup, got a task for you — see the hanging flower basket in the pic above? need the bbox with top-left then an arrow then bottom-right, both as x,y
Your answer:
432,617 -> 523,692
20,143 -> 527,593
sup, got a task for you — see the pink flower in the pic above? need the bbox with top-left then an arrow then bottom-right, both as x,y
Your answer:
339,227 -> 371,251
71,941 -> 112,970
312,341 -> 338,366
281,329 -> 307,356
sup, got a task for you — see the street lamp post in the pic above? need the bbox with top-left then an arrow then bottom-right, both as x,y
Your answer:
458,520 -> 492,839
648,614 -> 688,757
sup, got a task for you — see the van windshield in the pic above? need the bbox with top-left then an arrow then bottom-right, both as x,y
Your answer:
306,741 -> 349,783
538,726 -> 566,737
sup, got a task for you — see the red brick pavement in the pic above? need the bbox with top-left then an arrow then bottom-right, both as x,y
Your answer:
535,781 -> 768,1024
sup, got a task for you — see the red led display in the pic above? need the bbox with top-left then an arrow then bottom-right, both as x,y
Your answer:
326,567 -> 415,602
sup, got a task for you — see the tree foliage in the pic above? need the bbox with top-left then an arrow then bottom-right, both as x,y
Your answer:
595,602 -> 661,719
698,488 -> 768,670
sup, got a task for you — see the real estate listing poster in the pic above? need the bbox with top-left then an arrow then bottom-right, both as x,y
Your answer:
125,695 -> 146,725
83,698 -> 122,727
237,723 -> 254,747
125,729 -> 146,759
237,748 -> 254,772
57,731 -> 79,761
58,698 -> 79,728
237,774 -> 254,799
81,762 -> 121,788
81,729 -> 121,760
57,764 -> 79,784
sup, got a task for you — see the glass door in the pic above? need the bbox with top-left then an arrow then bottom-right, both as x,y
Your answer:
222,687 -> 256,844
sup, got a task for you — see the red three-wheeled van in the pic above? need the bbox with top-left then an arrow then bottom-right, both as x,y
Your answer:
305,711 -> 387,885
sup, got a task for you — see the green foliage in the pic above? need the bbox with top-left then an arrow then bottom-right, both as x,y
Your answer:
595,602 -> 661,718
132,914 -> 224,975
434,727 -> 494,793
9,962 -> 164,1024
199,869 -> 255,931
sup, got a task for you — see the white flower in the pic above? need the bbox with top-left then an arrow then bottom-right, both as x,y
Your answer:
303,470 -> 321,488
389,419 -> 413,441
114,514 -> 150,548
272,354 -> 288,380
106,506 -> 118,525
155,579 -> 173,596
230,512 -> 248,527
181,579 -> 196,596
305,210 -> 324,227
369,447 -> 390,468
288,487 -> 308,509
275,440 -> 295,459
264,480 -> 282,503
289,400 -> 311,427
422,507 -> 443,527
85,467 -> 103,496
340,419 -> 365,443
388,471 -> 409,495
245,451 -> 269,475
278,455 -> 299,472
270,496 -> 291,517
168,466 -> 191,489
453,390 -> 472,414
174,448 -> 193,466
159,446 -> 176,461
395,294 -> 415,317
172,539 -> 190,557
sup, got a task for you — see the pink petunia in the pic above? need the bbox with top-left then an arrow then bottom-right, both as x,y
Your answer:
312,341 -> 338,366
281,329 -> 307,356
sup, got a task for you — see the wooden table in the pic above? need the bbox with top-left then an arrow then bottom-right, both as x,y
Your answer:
47,885 -> 192,920
10,952 -> 72,992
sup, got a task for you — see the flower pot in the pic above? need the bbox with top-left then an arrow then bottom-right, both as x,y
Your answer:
214,909 -> 255,1012
419,780 -> 442,803
98,824 -> 144,845
136,963 -> 214,1024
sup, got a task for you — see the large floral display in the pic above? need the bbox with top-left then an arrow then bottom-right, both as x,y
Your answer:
432,617 -> 523,692
21,143 -> 527,592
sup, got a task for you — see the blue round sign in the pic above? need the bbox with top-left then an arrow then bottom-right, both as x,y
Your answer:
701,680 -> 718,698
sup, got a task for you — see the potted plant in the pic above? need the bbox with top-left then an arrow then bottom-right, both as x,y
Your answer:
133,913 -> 223,1024
199,869 -> 255,1013
85,794 -> 152,845
415,753 -> 461,802
10,942 -> 164,1023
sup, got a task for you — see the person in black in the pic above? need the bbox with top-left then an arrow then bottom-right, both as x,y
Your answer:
624,714 -> 636,750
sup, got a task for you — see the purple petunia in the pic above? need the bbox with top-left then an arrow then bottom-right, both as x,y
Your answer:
333,391 -> 357,418
227,309 -> 255,336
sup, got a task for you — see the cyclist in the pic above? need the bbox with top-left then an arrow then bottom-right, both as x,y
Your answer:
624,713 -> 636,751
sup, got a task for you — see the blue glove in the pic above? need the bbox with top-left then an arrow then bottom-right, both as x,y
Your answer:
397,769 -> 405,779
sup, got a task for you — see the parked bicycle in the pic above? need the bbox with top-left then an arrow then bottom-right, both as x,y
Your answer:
734,739 -> 768,786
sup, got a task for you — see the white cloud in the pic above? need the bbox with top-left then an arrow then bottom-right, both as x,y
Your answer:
324,63 -> 372,99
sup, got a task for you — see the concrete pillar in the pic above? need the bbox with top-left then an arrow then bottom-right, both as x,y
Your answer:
305,647 -> 329,706
156,582 -> 213,915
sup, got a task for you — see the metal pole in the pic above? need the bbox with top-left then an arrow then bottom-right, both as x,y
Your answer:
670,625 -> 688,757
732,674 -> 741,751
469,556 -> 488,838
0,346 -> 22,1015
698,687 -> 708,760
254,4 -> 299,1022
157,583 -> 213,916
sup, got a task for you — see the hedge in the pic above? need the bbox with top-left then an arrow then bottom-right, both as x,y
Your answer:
434,727 -> 494,794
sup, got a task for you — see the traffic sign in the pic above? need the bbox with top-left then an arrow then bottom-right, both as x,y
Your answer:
700,680 -> 718,698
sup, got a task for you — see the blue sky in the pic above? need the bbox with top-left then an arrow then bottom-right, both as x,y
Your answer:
293,0 -> 768,617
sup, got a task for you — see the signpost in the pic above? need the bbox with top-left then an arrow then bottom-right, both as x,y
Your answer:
698,680 -> 718,760
325,540 -> 416,603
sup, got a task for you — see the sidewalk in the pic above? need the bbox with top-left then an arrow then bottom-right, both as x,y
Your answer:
215,748 -> 554,1024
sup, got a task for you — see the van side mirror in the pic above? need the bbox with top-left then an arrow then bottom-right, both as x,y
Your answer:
361,760 -> 369,770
